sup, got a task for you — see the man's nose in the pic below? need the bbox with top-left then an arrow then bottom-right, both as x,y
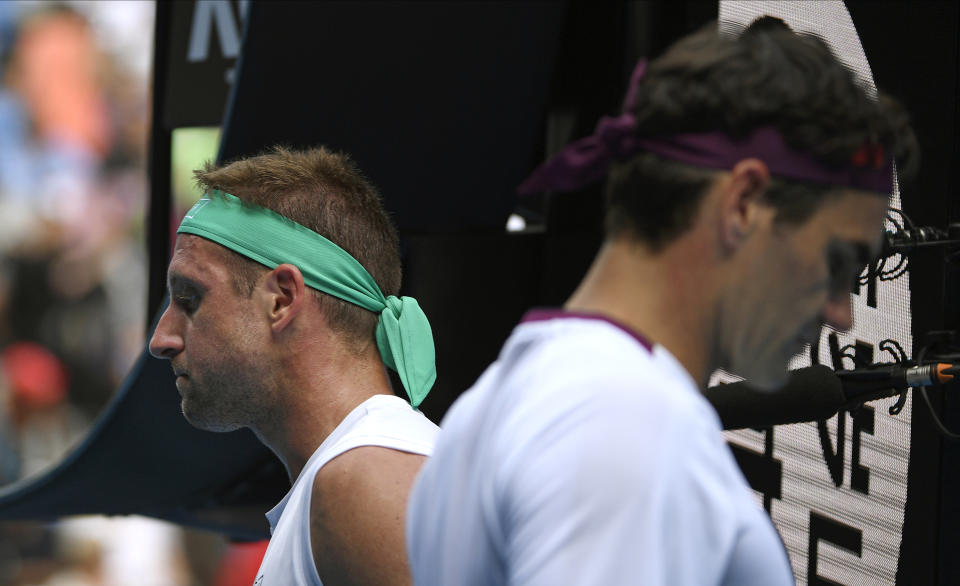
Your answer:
822,293 -> 854,332
149,306 -> 184,360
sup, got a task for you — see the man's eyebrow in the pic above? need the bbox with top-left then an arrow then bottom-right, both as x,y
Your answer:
167,273 -> 206,294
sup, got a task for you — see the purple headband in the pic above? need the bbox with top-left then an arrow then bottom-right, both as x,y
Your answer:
518,59 -> 894,195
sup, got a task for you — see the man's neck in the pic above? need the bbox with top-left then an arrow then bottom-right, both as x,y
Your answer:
252,340 -> 394,483
565,236 -> 720,387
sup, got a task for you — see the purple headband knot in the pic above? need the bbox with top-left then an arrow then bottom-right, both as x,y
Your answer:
526,112 -> 640,193
596,113 -> 638,153
518,58 -> 894,196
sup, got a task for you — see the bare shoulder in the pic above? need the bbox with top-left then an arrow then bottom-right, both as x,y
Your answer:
310,446 -> 428,586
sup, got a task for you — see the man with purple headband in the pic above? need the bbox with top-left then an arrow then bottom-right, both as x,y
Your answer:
406,17 -> 917,585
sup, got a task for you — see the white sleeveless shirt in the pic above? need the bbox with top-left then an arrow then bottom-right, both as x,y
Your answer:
254,394 -> 439,586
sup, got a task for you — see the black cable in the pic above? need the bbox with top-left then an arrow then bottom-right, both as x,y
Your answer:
878,338 -> 910,415
919,386 -> 960,440
873,211 -> 904,282
879,256 -> 908,281
879,339 -> 909,362
915,345 -> 960,440
837,344 -> 858,367
872,207 -> 910,281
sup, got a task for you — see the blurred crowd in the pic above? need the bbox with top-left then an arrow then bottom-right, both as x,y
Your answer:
0,2 -> 258,585
0,1 -> 148,483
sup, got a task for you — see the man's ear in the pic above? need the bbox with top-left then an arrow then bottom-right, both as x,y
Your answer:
261,263 -> 306,333
718,158 -> 770,251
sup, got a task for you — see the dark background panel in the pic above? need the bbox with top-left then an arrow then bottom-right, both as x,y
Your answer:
163,0 -> 243,129
846,2 -> 960,584
218,1 -> 566,234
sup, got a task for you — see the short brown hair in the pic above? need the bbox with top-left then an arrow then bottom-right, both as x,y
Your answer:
193,146 -> 401,351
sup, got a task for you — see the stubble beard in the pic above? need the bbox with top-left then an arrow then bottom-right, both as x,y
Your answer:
180,353 -> 270,433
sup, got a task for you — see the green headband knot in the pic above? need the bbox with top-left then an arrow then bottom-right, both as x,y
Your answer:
177,190 -> 435,408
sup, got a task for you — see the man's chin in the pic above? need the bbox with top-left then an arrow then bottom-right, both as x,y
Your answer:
181,402 -> 241,433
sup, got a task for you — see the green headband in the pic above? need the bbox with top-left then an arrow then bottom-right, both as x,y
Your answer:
177,190 -> 435,409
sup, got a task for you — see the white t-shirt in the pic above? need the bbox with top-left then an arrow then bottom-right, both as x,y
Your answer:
407,310 -> 794,586
255,394 -> 439,586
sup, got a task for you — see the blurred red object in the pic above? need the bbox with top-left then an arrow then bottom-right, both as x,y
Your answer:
214,540 -> 269,586
2,341 -> 68,409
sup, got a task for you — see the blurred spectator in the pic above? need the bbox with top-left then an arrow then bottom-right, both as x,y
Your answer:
0,3 -> 259,585
0,2 -> 228,585
0,0 -> 149,435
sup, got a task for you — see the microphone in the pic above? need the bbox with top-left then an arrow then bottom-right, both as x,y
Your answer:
707,365 -> 842,430
837,362 -> 956,403
882,224 -> 960,256
706,363 -> 957,430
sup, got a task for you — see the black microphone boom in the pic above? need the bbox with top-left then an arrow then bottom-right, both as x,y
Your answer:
706,365 -> 843,430
705,362 -> 956,430
837,363 -> 955,403
882,223 -> 960,256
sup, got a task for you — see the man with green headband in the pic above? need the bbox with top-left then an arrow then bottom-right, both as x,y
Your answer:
149,146 -> 438,585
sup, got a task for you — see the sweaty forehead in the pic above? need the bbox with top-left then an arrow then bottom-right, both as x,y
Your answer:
168,234 -> 230,283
